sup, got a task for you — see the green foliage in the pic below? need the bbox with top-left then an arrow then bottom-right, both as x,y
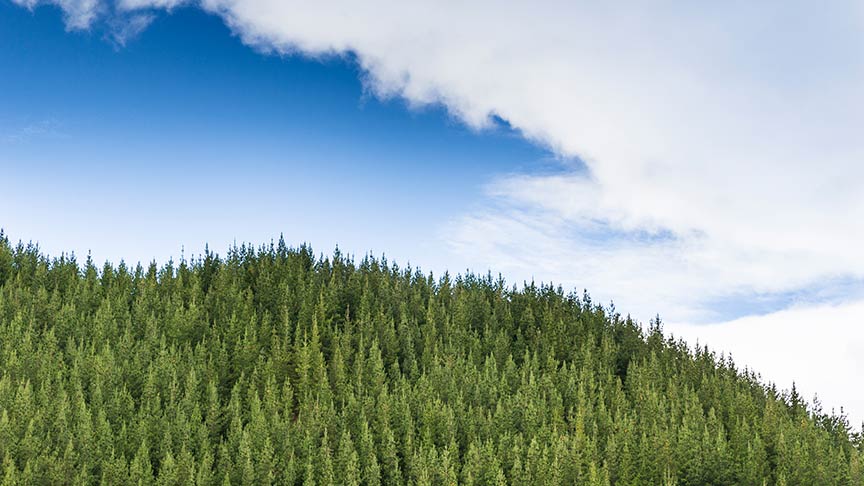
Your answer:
0,237 -> 859,485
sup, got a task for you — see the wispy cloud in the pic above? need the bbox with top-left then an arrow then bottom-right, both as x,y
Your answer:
445,169 -> 864,323
12,0 -> 102,30
12,0 -> 155,43
106,12 -> 154,46
2,119 -> 64,144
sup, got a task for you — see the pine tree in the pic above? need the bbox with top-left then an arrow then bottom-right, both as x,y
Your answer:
130,440 -> 153,486
336,428 -> 361,486
317,431 -> 335,486
359,419 -> 381,486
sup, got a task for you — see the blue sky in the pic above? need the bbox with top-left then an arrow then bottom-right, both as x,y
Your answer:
3,0 -> 864,423
1,1 -> 550,270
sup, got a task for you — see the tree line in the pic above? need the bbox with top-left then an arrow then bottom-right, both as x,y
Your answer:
0,232 -> 860,485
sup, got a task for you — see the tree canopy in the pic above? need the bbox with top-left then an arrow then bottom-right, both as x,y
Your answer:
0,232 -> 859,485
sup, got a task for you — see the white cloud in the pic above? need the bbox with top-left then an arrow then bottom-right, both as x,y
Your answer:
13,0 -> 102,30
107,12 -> 155,46
12,0 -> 864,420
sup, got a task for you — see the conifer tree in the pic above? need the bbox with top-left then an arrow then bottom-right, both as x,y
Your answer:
336,428 -> 361,486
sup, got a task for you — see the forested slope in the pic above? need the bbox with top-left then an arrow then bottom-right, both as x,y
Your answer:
0,233 -> 860,485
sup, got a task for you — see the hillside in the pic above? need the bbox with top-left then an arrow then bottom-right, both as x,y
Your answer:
0,233 -> 860,485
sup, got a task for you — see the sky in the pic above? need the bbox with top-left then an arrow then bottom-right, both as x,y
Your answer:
2,0 -> 864,425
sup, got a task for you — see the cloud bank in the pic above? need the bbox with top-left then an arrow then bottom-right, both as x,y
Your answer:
14,0 -> 864,417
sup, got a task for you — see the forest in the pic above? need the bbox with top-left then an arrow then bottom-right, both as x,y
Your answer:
0,231 -> 860,485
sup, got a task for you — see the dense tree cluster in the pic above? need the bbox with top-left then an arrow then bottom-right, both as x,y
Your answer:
0,232 -> 860,485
